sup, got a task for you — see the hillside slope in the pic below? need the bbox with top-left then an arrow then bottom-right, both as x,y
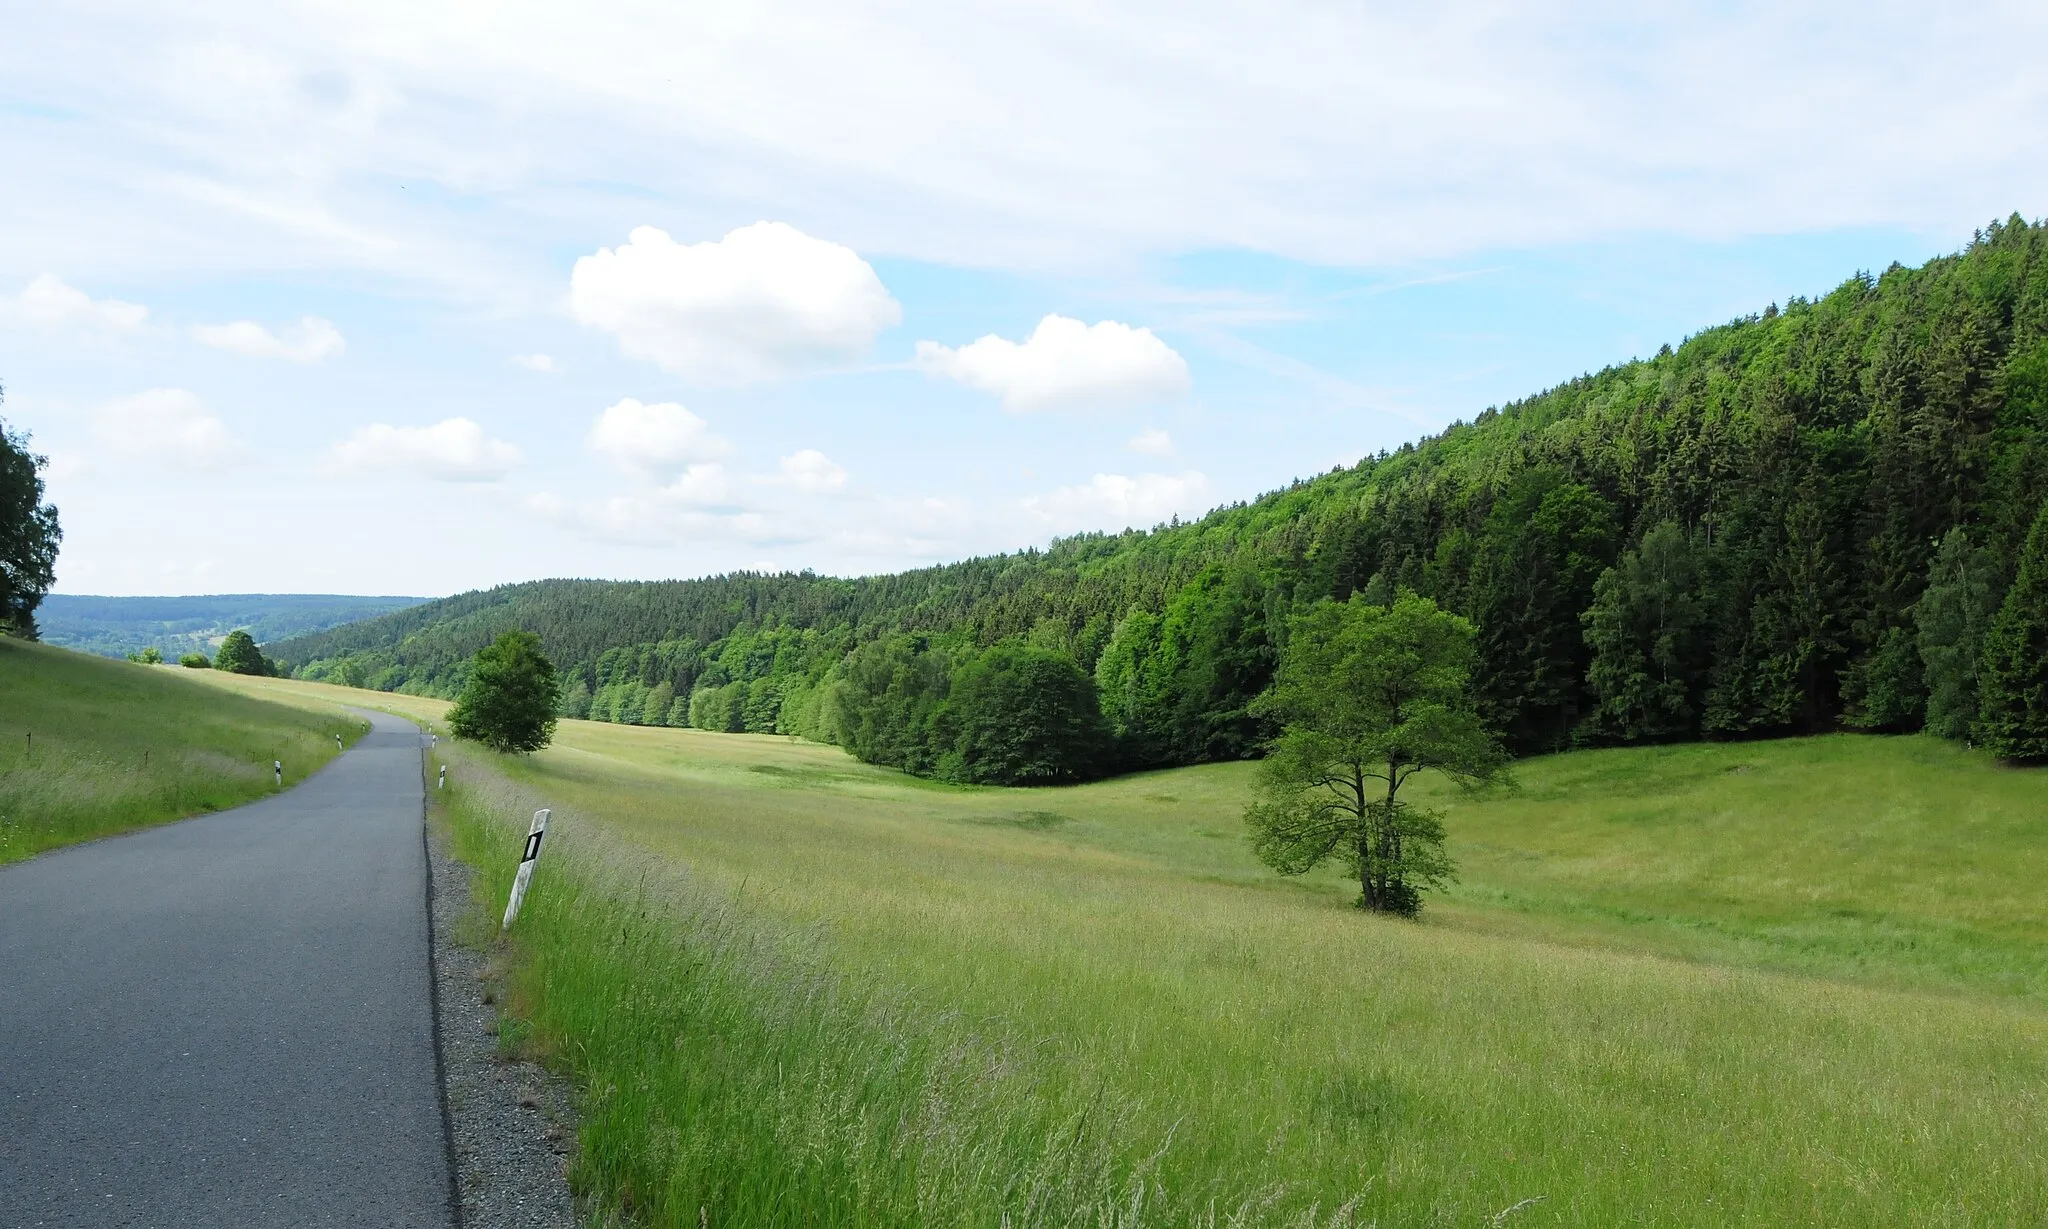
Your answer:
275,215 -> 2048,769
0,640 -> 362,861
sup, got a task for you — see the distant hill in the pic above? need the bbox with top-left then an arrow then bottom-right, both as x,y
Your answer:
40,594 -> 429,660
274,215 -> 2048,775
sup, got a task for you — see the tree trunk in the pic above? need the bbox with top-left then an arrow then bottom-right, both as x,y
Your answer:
1353,765 -> 1375,909
1378,758 -> 1402,910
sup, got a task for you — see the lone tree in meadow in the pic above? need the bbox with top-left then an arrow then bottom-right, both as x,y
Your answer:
1976,499 -> 2048,763
1245,590 -> 1505,915
214,629 -> 268,675
449,631 -> 560,754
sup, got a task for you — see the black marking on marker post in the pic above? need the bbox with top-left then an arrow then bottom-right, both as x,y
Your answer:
522,831 -> 544,862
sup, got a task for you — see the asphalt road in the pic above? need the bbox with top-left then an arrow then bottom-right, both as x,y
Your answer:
0,710 -> 453,1228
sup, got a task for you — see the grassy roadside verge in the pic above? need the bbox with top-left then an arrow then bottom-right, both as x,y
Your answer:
0,639 -> 365,864
432,758 -> 1202,1228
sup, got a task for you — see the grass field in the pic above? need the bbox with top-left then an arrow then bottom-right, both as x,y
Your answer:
207,675 -> 2048,1226
0,639 -> 365,864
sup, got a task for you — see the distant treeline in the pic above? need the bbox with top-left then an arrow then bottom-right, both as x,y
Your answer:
39,593 -> 427,660
273,215 -> 2048,779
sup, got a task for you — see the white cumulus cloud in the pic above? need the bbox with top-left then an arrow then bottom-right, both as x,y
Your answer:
5,275 -> 148,332
916,315 -> 1189,412
332,417 -> 520,481
777,449 -> 848,493
659,463 -> 734,506
511,353 -> 560,373
192,316 -> 346,362
1021,470 -> 1211,534
94,389 -> 240,468
586,398 -> 732,480
569,222 -> 901,383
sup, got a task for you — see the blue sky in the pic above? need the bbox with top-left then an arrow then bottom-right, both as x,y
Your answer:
1,3 -> 2042,597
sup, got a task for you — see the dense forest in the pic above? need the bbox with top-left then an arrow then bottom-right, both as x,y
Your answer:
274,216 -> 2048,776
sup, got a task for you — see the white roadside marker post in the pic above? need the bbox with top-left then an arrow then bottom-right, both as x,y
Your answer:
336,734 -> 343,752
502,809 -> 551,930
438,765 -> 446,790
274,760 -> 282,788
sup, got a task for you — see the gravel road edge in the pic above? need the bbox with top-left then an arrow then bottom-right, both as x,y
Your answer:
427,817 -> 584,1229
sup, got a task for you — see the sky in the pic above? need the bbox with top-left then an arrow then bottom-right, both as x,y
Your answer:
3,2 -> 2045,598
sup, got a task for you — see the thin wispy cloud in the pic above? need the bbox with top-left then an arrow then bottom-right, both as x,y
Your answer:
8,4 -> 2043,284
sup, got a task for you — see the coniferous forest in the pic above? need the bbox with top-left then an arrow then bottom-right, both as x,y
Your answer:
273,216 -> 2048,777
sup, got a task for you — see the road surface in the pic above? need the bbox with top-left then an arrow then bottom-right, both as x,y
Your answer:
0,710 -> 452,1228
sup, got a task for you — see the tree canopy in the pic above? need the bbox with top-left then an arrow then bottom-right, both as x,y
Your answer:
939,640 -> 1111,785
1582,520 -> 1705,743
1245,592 -> 1504,914
0,405 -> 61,640
449,631 -> 560,754
1976,499 -> 2048,761
1916,528 -> 2003,740
214,629 -> 269,676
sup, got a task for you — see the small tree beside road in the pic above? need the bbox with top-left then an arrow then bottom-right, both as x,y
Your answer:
1245,590 -> 1505,915
449,631 -> 560,754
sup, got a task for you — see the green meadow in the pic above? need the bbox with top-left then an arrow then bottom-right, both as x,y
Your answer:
0,640 -> 362,864
212,675 -> 2048,1226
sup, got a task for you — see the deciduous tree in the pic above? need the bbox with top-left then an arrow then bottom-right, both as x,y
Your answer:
1246,591 -> 1504,915
214,629 -> 268,675
0,409 -> 61,639
940,640 -> 1109,785
449,631 -> 560,754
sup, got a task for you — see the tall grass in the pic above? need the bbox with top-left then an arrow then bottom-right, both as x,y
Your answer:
0,639 -> 362,863
440,766 -> 1364,1227
1423,734 -> 2048,1001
